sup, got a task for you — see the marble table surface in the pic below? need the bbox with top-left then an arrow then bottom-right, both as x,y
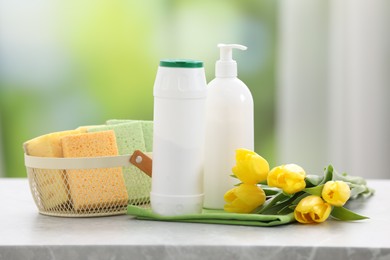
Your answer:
0,178 -> 389,260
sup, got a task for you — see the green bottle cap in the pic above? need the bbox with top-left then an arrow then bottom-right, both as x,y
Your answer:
159,59 -> 203,68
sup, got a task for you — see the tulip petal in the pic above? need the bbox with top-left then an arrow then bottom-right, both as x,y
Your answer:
223,184 -> 266,213
294,195 -> 331,224
232,149 -> 269,184
322,181 -> 351,207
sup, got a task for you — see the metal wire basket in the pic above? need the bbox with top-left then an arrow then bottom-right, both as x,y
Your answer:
24,154 -> 151,217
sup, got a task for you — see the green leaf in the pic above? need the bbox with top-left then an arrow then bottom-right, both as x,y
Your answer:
259,192 -> 302,215
277,203 -> 295,215
319,165 -> 334,184
331,206 -> 369,221
263,187 -> 280,196
291,192 -> 310,205
274,192 -> 304,215
349,184 -> 370,198
303,184 -> 324,196
260,202 -> 287,215
258,180 -> 268,185
254,192 -> 291,214
332,169 -> 367,185
305,175 -> 323,187
360,187 -> 376,199
329,166 -> 375,199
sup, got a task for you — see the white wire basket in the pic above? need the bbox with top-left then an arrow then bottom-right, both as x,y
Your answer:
24,154 -> 151,217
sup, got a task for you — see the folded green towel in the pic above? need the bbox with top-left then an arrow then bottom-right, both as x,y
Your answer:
127,205 -> 295,227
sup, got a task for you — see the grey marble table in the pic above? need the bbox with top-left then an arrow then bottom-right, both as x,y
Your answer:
0,178 -> 389,260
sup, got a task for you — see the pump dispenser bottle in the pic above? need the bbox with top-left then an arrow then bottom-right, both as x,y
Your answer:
203,44 -> 254,209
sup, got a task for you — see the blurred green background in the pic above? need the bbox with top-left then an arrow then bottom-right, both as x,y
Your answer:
0,0 -> 277,177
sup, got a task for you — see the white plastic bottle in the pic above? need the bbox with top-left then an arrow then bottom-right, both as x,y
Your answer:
151,59 -> 207,216
203,44 -> 254,209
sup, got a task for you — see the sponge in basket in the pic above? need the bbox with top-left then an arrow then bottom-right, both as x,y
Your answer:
23,129 -> 86,157
106,119 -> 154,152
140,121 -> 153,152
23,129 -> 86,210
88,122 -> 151,204
61,130 -> 128,211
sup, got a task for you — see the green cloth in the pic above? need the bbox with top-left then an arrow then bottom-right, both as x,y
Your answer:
127,205 -> 296,227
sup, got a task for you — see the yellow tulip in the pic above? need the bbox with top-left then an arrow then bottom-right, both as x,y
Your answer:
267,164 -> 306,194
224,184 -> 266,213
322,181 -> 351,207
232,149 -> 269,184
294,195 -> 332,224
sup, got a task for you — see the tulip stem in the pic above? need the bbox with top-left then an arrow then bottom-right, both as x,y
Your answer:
254,192 -> 296,215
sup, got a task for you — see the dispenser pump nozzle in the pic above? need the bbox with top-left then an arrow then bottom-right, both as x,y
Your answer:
216,43 -> 247,78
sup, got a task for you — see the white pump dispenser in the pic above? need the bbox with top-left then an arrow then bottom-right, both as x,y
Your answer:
203,44 -> 254,209
215,44 -> 247,77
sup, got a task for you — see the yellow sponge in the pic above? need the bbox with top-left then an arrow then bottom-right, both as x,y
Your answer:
61,130 -> 128,210
23,129 -> 86,209
23,129 -> 86,157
